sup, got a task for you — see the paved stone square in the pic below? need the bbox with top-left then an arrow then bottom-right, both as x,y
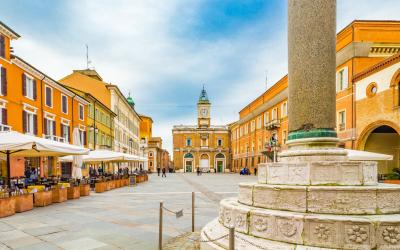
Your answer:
0,173 -> 256,250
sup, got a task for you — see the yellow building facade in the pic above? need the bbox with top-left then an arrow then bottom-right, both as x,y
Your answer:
230,20 -> 400,174
173,88 -> 231,172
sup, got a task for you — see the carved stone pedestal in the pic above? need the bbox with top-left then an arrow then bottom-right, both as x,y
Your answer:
201,145 -> 400,249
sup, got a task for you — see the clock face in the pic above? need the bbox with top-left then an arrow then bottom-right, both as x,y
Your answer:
201,108 -> 208,117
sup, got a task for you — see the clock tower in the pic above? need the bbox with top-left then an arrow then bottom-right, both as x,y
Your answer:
197,86 -> 211,128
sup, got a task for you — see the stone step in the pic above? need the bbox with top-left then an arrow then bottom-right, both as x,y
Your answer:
238,183 -> 400,215
218,197 -> 400,249
258,160 -> 377,186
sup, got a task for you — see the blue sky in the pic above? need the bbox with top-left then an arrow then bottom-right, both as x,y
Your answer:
1,0 -> 399,152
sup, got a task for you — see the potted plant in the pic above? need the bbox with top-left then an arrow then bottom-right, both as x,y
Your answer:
80,178 -> 90,196
34,189 -> 53,207
384,168 -> 400,184
52,185 -> 68,203
0,193 -> 16,218
14,191 -> 33,213
67,183 -> 80,199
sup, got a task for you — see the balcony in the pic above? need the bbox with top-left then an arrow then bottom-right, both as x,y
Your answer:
265,119 -> 281,130
338,123 -> 346,131
0,124 -> 12,132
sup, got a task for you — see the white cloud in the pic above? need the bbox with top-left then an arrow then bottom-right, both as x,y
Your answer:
8,0 -> 400,153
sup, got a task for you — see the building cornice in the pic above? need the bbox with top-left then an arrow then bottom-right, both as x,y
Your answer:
353,52 -> 400,82
11,55 -> 90,105
0,21 -> 20,39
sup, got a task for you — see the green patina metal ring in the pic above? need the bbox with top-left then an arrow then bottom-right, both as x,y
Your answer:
288,128 -> 337,141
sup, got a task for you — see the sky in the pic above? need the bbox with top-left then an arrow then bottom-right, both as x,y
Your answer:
1,0 -> 399,153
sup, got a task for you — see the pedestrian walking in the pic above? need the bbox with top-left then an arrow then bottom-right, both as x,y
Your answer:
162,167 -> 167,177
254,167 -> 257,176
157,167 -> 161,176
197,167 -> 201,176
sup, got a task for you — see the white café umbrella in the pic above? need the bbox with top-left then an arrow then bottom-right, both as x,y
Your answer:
60,150 -> 138,163
0,131 -> 89,187
71,128 -> 83,179
345,149 -> 393,161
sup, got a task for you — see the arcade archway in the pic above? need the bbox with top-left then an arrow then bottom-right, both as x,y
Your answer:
358,123 -> 400,175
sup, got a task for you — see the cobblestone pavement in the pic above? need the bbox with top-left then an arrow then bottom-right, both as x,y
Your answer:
0,173 -> 256,250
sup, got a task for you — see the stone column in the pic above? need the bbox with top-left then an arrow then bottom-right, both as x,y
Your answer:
287,0 -> 337,141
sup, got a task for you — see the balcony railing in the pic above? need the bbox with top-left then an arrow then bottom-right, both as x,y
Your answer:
338,123 -> 346,131
0,124 -> 12,132
43,134 -> 67,143
265,119 -> 281,130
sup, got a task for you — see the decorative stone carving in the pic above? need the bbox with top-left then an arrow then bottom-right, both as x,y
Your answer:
339,162 -> 363,185
233,207 -> 249,234
314,224 -> 330,240
307,187 -> 377,214
382,226 -> 400,245
362,162 -> 378,185
279,221 -> 297,237
275,217 -> 303,244
223,208 -> 232,227
238,183 -> 253,206
377,187 -> 400,214
287,164 -> 309,184
253,216 -> 268,232
253,184 -> 306,212
346,225 -> 368,244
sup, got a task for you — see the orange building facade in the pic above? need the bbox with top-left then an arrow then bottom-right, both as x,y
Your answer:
0,22 -> 89,180
230,20 -> 400,174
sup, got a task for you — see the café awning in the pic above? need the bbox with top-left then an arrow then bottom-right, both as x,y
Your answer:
0,131 -> 89,157
60,150 -> 140,163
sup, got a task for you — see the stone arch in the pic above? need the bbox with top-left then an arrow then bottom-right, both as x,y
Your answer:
215,153 -> 226,173
390,68 -> 400,107
357,121 -> 400,175
357,120 -> 400,150
183,153 -> 194,173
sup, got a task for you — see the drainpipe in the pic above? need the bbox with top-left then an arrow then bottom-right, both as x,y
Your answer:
93,101 -> 96,149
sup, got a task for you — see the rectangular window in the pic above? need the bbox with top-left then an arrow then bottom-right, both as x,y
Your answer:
61,95 -> 68,114
24,75 -> 36,99
264,112 -> 269,125
23,111 -> 36,135
186,138 -> 191,146
217,139 -> 222,147
338,110 -> 346,131
79,104 -> 84,121
44,118 -> 54,136
45,86 -> 53,107
336,67 -> 349,92
0,35 -> 4,58
281,102 -> 288,118
61,124 -> 70,142
272,108 -> 278,120
257,116 -> 262,129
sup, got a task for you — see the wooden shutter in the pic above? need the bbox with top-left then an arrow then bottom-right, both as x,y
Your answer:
53,120 -> 56,136
43,118 -> 48,135
33,80 -> 37,100
1,67 -> 6,96
33,114 -> 38,135
22,111 -> 27,133
68,126 -> 71,143
0,35 -> 4,58
2,108 -> 7,125
62,96 -> 67,113
60,124 -> 64,138
22,74 -> 26,96
83,131 -> 87,146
